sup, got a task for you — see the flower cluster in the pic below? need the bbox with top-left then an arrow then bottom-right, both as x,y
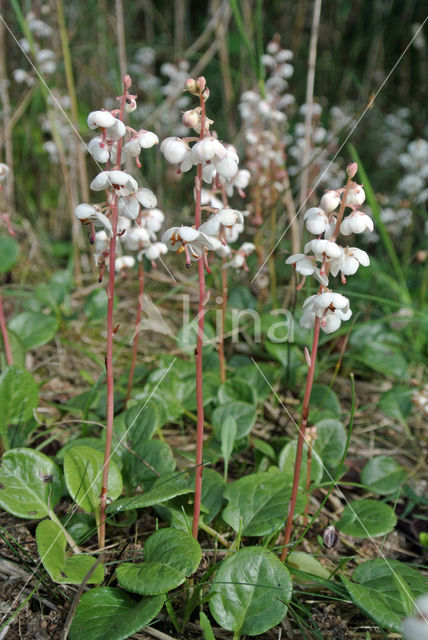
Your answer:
160,77 -> 253,270
287,164 -> 373,334
74,77 -> 165,277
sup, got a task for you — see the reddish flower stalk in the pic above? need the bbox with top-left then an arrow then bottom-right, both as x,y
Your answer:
281,170 -> 354,560
0,290 -> 13,365
281,316 -> 320,560
99,75 -> 130,549
124,260 -> 144,409
192,86 -> 207,540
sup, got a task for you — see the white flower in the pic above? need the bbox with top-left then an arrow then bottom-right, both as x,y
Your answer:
162,226 -> 218,264
136,188 -> 157,209
140,208 -> 165,234
304,207 -> 330,235
95,230 -> 109,253
192,136 -> 227,163
115,255 -> 135,272
87,111 -> 126,141
330,247 -> 370,277
304,239 -> 342,260
199,209 -> 243,240
88,137 -> 111,163
340,211 -> 374,235
402,594 -> 428,640
285,253 -> 329,286
300,292 -> 352,334
346,184 -> 366,206
215,149 -> 239,179
139,242 -> 168,262
74,203 -> 113,237
160,136 -> 189,164
90,170 -> 138,197
239,242 -> 256,256
124,226 -> 151,252
320,190 -> 340,212
138,130 -> 159,148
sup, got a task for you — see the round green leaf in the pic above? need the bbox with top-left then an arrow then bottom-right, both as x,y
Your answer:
342,577 -> 404,633
278,441 -> 323,487
313,419 -> 347,469
122,439 -> 175,489
0,365 -> 39,428
217,378 -> 257,406
8,312 -> 59,350
212,401 -> 257,439
69,587 -> 164,640
209,547 -> 292,636
308,384 -> 341,417
0,448 -> 63,519
116,528 -> 201,595
0,235 -> 19,273
287,551 -> 330,581
123,402 -> 160,446
222,472 -> 306,536
0,330 -> 26,368
64,445 -> 122,513
336,499 -> 397,538
378,387 -> 413,424
36,519 -> 104,584
361,456 -> 407,495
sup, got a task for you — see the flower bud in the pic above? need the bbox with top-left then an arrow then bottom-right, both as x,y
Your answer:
196,76 -> 206,91
182,108 -> 201,131
202,88 -> 210,102
123,74 -> 132,89
185,78 -> 197,94
320,190 -> 340,213
346,162 -> 358,178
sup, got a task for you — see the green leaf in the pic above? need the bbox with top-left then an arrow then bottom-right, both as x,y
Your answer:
69,587 -> 164,640
361,456 -> 407,495
36,519 -> 103,584
116,528 -> 201,595
0,365 -> 39,430
309,384 -> 341,417
342,577 -> 404,632
122,439 -> 176,489
313,419 -> 347,469
200,611 -> 215,640
64,446 -> 122,513
1,330 -> 26,368
357,343 -> 408,379
287,551 -> 330,581
209,547 -> 292,636
221,416 -> 237,479
231,363 -> 279,401
212,402 -> 257,439
222,471 -> 305,536
108,472 -> 193,514
84,289 -> 109,322
343,558 -> 428,632
218,378 -> 257,406
123,402 -> 160,446
0,235 -> 19,273
336,499 -> 397,538
278,441 -> 323,487
378,387 -> 413,424
8,312 -> 59,350
0,448 -> 62,519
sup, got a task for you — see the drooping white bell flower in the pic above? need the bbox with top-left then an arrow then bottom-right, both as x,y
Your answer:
346,184 -> 366,206
192,136 -> 227,163
138,130 -> 159,148
124,226 -> 151,252
90,170 -> 138,197
140,208 -> 165,234
74,203 -> 113,236
340,211 -> 374,235
136,188 -> 157,209
0,163 -> 10,183
160,137 -> 189,164
304,207 -> 330,235
330,247 -> 370,278
115,255 -> 135,272
88,137 -> 111,163
300,292 -> 352,334
304,239 -> 343,260
138,242 -> 168,262
215,149 -> 239,179
87,110 -> 116,130
95,230 -> 109,254
162,226 -> 218,264
320,190 -> 340,212
286,253 -> 329,287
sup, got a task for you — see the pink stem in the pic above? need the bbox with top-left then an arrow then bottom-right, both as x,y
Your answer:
219,261 -> 227,384
192,86 -> 207,540
281,316 -> 320,560
99,77 -> 128,549
0,290 -> 13,365
124,260 -> 144,409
